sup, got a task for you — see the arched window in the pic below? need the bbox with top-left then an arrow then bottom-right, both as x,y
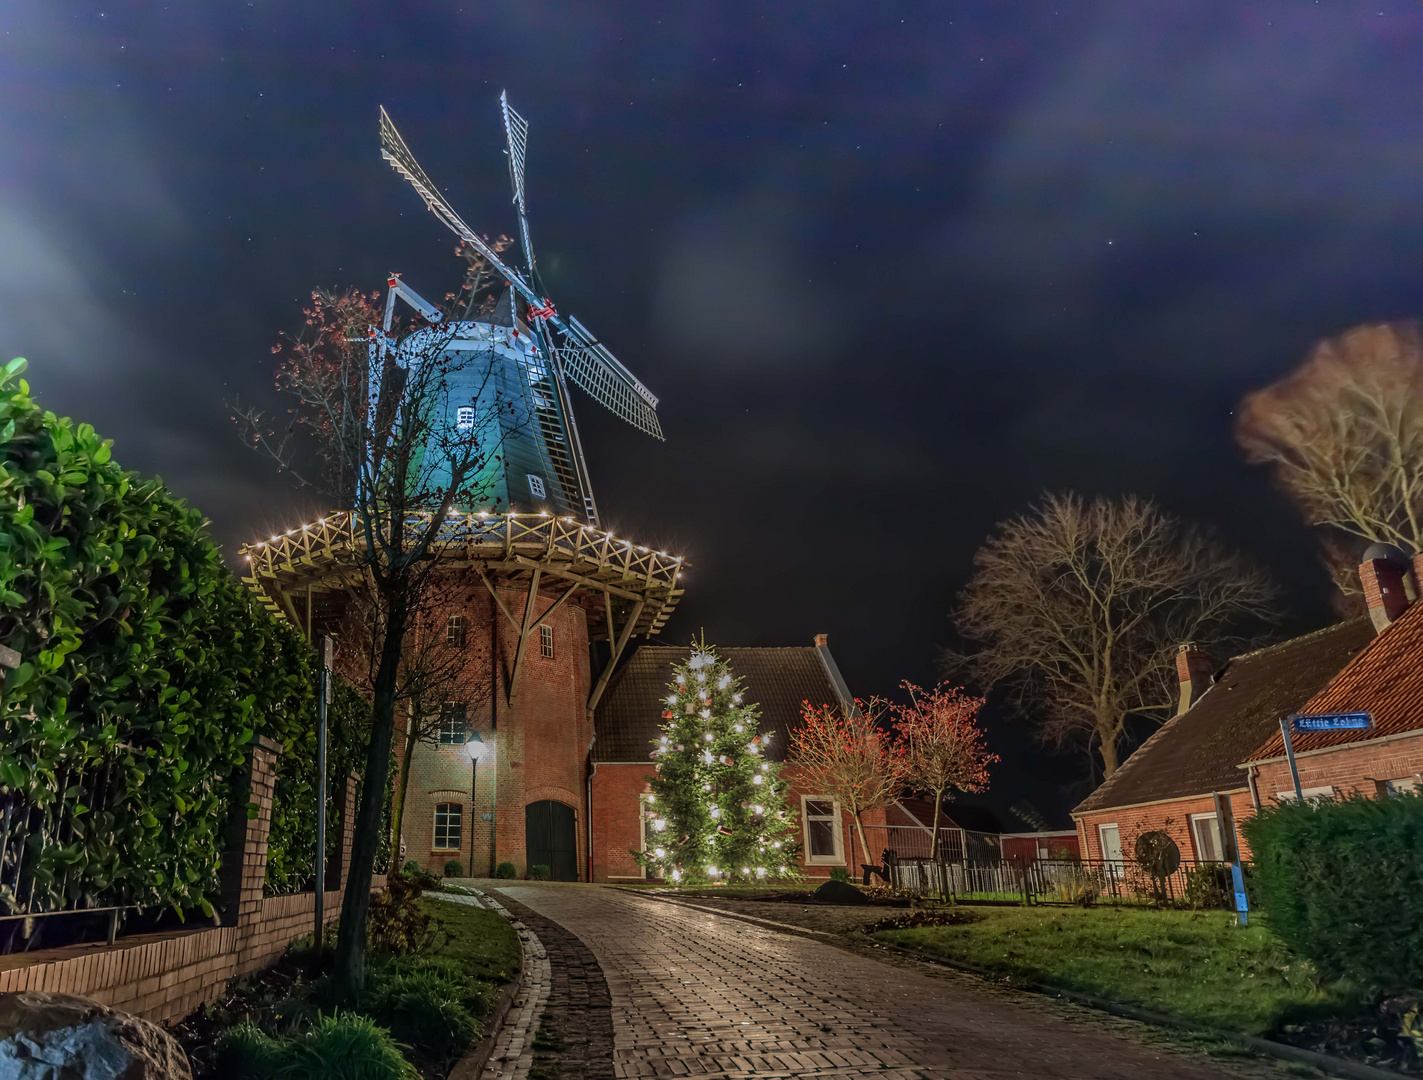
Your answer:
433,803 -> 463,851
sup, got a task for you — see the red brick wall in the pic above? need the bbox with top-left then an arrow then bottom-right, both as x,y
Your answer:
398,574 -> 592,879
1253,732 -> 1423,802
588,761 -> 888,883
1074,790 -> 1256,862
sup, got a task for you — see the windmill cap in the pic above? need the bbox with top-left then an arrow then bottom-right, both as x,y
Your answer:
1361,542 -> 1410,566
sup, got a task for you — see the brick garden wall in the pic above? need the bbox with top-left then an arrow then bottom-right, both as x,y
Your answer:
0,738 -> 386,1026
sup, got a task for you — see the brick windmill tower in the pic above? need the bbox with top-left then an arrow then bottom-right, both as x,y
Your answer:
242,96 -> 682,880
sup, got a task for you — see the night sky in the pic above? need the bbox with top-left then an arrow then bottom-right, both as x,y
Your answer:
6,3 -> 1423,823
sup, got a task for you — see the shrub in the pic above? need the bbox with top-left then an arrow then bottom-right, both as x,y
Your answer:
1244,790 -> 1423,990
829,867 -> 850,883
403,860 -> 424,878
1184,864 -> 1230,910
280,1011 -> 416,1080
495,861 -> 517,879
367,868 -> 436,955
443,859 -> 464,878
363,964 -> 478,1062
214,1021 -> 285,1080
529,864 -> 551,881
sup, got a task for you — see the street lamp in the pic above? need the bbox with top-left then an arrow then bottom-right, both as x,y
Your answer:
467,732 -> 485,876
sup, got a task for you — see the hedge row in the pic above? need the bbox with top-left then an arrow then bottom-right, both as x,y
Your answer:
1244,789 -> 1423,992
0,358 -> 367,915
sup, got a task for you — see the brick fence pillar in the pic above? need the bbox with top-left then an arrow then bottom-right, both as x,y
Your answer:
219,736 -> 282,928
331,771 -> 360,891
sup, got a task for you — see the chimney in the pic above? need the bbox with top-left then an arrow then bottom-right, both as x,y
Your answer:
1175,644 -> 1213,715
813,633 -> 828,647
1359,544 -> 1411,633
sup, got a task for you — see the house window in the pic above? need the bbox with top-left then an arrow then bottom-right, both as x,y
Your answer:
800,796 -> 845,865
433,803 -> 463,851
437,703 -> 468,745
1386,776 -> 1421,796
1189,813 -> 1224,862
527,473 -> 546,499
456,406 -> 475,431
1276,785 -> 1335,804
446,614 -> 466,647
539,623 -> 554,659
1098,823 -> 1123,863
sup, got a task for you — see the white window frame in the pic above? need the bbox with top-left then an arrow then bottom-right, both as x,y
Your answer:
446,614 -> 466,647
1188,812 -> 1224,862
539,623 -> 554,659
455,405 -> 475,431
1386,776 -> 1421,796
433,802 -> 463,852
1098,823 -> 1123,863
437,703 -> 468,746
800,795 -> 846,866
1276,785 -> 1335,804
527,473 -> 546,499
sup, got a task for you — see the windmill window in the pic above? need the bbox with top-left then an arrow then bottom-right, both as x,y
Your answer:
437,703 -> 468,745
456,406 -> 475,430
527,474 -> 546,499
539,624 -> 554,659
446,614 -> 466,647
433,803 -> 463,851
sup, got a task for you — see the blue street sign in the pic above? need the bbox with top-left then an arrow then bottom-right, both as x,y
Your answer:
1292,712 -> 1371,733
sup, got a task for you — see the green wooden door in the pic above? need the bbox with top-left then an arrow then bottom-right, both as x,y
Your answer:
525,800 -> 577,881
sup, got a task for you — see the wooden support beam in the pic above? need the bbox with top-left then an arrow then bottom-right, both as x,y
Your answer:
506,567 -> 543,704
588,598 -> 644,713
476,567 -> 521,630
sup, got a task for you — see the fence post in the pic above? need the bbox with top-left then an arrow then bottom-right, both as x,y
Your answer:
219,736 -> 282,928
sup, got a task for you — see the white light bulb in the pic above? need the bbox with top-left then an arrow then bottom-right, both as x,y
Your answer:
702,783 -> 712,791
671,869 -> 681,881
666,695 -> 677,706
655,847 -> 666,858
752,805 -> 763,814
760,763 -> 769,772
757,867 -> 767,877
653,819 -> 666,831
695,672 -> 706,684
732,694 -> 742,704
647,794 -> 656,803
717,674 -> 731,689
752,774 -> 763,786
773,841 -> 782,849
704,733 -> 713,742
710,807 -> 721,818
742,867 -> 751,875
707,865 -> 718,876
700,709 -> 710,719
702,751 -> 714,764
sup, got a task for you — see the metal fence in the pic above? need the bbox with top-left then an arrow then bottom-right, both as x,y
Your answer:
0,762 -> 130,949
851,825 -> 1003,864
887,854 -> 1245,909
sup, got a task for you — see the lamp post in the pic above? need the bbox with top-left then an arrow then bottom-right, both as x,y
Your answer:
467,732 -> 485,876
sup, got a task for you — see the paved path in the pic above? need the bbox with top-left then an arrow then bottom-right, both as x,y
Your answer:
490,885 -> 1293,1080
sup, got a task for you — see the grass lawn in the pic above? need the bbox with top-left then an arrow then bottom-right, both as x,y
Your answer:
421,896 -> 521,985
875,906 -> 1348,1035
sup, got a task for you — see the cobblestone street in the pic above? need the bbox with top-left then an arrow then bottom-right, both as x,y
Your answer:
489,885 -> 1302,1080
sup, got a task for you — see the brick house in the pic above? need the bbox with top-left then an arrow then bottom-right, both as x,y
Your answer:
1072,618 -> 1373,863
1243,551 -> 1423,803
589,636 -> 888,883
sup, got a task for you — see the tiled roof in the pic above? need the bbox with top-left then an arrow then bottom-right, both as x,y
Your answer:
593,645 -> 849,764
1249,598 -> 1423,761
1074,619 -> 1374,815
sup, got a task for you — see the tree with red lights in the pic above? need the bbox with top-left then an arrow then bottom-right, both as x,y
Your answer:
892,682 -> 996,859
788,701 -> 905,871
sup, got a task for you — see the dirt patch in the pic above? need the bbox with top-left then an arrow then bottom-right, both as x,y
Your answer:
860,909 -> 983,933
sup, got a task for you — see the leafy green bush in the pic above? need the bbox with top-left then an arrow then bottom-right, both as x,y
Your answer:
829,867 -> 850,883
495,861 -> 516,879
214,1020 -> 285,1080
279,1011 -> 416,1080
362,963 -> 478,1062
528,863 -> 551,881
368,867 -> 436,954
443,859 -> 463,878
1244,791 -> 1423,990
403,860 -> 424,877
1184,864 -> 1230,910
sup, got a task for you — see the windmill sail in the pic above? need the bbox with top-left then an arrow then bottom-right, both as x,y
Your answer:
499,92 -> 536,279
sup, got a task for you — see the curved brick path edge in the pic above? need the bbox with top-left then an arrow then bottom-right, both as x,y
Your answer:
489,884 -> 1313,1080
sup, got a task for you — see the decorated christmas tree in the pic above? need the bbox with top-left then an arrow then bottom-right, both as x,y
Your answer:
637,645 -> 800,883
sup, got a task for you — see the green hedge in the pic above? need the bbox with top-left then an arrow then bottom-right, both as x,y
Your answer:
0,358 -> 369,915
1244,790 -> 1423,991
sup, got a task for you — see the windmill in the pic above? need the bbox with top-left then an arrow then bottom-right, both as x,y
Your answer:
376,96 -> 663,525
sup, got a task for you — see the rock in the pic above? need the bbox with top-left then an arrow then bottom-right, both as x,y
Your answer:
0,991 -> 192,1080
812,879 -> 868,905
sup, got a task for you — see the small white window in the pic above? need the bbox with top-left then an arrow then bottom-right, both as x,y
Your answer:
527,473 -> 546,499
433,803 -> 463,851
1098,823 -> 1123,863
539,623 -> 554,659
437,703 -> 468,745
1189,813 -> 1223,862
800,796 -> 845,865
1386,776 -> 1421,796
456,406 -> 475,430
446,614 -> 466,647
1276,785 -> 1335,804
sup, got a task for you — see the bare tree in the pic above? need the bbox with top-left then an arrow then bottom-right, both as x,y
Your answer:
949,493 -> 1276,779
891,682 -> 996,859
788,701 -> 905,869
235,282 -> 516,997
1237,321 -> 1423,579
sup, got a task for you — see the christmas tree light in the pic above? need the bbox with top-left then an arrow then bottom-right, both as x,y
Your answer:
636,645 -> 800,884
